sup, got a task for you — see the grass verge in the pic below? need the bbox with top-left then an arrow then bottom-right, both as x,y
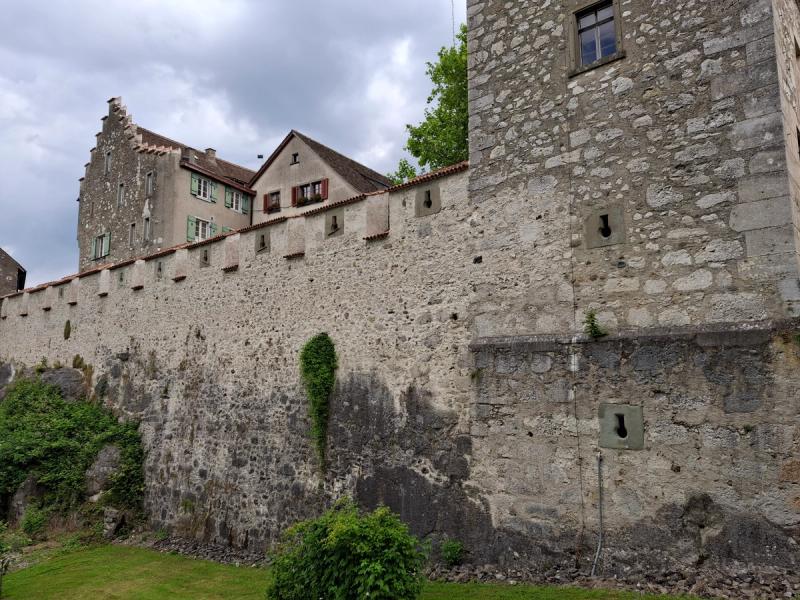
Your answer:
3,544 -> 696,600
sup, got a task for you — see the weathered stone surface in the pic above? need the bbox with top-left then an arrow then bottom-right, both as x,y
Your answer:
85,445 -> 121,496
9,475 -> 44,526
38,368 -> 88,402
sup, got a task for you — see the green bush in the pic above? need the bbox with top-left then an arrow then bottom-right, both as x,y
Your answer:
299,333 -> 338,467
440,538 -> 465,567
267,499 -> 425,600
20,507 -> 48,538
0,379 -> 145,515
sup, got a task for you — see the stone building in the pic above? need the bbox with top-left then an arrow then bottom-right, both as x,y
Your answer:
0,248 -> 25,296
77,98 -> 257,273
250,130 -> 391,224
468,0 -> 800,332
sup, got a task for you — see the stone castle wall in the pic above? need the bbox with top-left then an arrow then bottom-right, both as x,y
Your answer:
2,165 -> 799,572
1,0 -> 800,578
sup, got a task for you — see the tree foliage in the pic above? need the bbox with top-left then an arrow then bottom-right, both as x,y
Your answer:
299,333 -> 338,468
391,24 -> 468,182
267,499 -> 426,600
0,379 -> 144,514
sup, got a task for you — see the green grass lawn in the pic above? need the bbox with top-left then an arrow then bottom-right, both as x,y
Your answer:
2,545 -> 693,600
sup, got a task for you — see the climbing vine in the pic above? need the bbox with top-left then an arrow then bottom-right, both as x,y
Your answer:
299,333 -> 338,468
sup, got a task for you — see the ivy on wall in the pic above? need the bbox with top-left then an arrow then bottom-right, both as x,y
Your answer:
299,333 -> 338,468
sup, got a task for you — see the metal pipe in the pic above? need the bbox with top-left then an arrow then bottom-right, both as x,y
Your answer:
591,451 -> 604,577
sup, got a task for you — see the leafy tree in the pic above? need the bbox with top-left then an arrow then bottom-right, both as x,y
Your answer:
391,24 -> 468,183
387,159 -> 419,186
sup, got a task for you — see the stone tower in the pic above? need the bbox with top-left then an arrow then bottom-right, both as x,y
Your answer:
468,0 -> 800,333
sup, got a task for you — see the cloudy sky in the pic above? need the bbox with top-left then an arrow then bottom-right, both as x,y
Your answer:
0,0 -> 466,286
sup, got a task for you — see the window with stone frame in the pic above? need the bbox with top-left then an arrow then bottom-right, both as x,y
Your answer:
146,171 -> 155,196
104,151 -> 112,175
117,183 -> 125,206
576,1 -> 617,67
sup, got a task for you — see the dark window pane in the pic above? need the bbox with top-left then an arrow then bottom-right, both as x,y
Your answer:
598,20 -> 617,57
581,30 -> 598,65
578,12 -> 596,29
597,5 -> 614,21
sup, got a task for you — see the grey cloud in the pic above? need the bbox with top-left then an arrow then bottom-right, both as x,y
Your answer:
0,0 -> 466,286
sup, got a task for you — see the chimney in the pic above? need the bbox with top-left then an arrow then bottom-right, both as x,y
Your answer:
182,147 -> 195,164
205,148 -> 217,163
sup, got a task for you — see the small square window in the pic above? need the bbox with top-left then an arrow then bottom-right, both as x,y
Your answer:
291,153 -> 299,165
576,1 -> 618,67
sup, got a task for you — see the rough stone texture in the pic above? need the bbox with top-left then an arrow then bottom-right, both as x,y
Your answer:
85,445 -> 121,497
8,476 -> 44,527
470,324 -> 800,573
0,248 -> 25,297
38,368 -> 89,403
467,0 -> 800,330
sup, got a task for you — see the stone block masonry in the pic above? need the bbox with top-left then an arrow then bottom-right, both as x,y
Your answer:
1,166 -> 799,575
467,0 -> 800,330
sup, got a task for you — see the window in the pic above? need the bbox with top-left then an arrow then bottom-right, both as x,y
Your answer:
195,218 -> 211,241
93,233 -> 110,259
329,215 -> 339,234
291,153 -> 299,165
146,171 -> 155,196
104,151 -> 112,174
230,190 -> 242,212
117,183 -> 125,206
144,217 -> 151,242
197,178 -> 210,200
129,223 -> 136,247
299,184 -> 312,199
577,1 -> 617,67
266,191 -> 281,213
311,181 -> 322,197
293,179 -> 329,207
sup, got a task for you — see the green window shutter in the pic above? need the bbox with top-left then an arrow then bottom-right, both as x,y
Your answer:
222,226 -> 232,233
102,233 -> 111,257
210,182 -> 218,203
210,223 -> 218,237
91,237 -> 96,259
187,216 -> 196,242
224,187 -> 232,208
242,196 -> 250,215
190,173 -> 199,196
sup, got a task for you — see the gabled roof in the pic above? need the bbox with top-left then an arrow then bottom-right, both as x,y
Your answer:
137,127 -> 256,188
249,130 -> 392,193
0,248 -> 25,273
